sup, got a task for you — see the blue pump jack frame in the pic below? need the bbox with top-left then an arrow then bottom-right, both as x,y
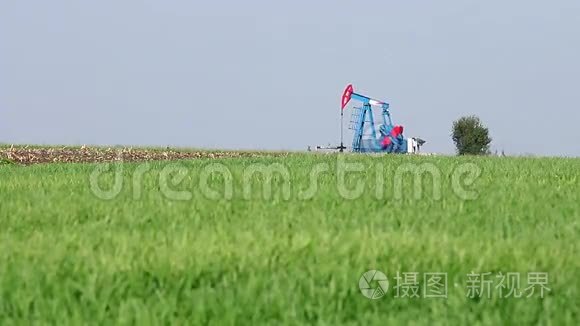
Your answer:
350,92 -> 399,153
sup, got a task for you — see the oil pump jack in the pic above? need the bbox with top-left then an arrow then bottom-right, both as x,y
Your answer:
340,84 -> 408,153
313,84 -> 424,153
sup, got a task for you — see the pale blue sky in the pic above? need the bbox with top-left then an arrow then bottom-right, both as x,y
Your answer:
1,1 -> 579,155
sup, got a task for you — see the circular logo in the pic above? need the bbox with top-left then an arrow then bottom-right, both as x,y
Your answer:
359,270 -> 389,300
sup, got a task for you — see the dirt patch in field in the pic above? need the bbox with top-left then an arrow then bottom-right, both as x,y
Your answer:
0,146 -> 280,165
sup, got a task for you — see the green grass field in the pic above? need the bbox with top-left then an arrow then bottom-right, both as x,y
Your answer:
0,153 -> 578,324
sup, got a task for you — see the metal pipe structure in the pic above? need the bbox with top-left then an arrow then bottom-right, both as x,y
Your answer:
341,84 -> 407,153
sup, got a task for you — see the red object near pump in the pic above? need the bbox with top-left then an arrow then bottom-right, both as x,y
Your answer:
341,84 -> 354,110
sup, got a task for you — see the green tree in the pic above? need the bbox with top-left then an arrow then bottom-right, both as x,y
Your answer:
452,115 -> 492,155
